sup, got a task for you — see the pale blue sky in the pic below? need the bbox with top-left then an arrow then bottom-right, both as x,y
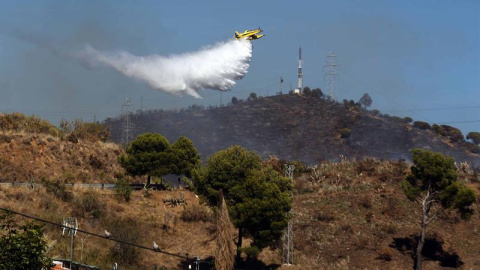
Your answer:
0,0 -> 478,135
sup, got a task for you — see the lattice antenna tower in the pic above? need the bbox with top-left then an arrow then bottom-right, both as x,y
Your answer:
324,51 -> 338,101
121,98 -> 134,146
282,164 -> 295,265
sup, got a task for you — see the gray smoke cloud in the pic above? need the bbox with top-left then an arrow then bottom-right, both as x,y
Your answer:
77,39 -> 253,98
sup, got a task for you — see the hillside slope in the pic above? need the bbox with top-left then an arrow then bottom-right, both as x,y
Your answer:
0,159 -> 478,270
0,132 -> 124,183
106,95 -> 479,164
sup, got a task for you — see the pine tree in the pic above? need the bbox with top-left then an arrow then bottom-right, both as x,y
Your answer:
215,190 -> 235,270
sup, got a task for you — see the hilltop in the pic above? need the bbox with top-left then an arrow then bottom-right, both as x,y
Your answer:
106,95 -> 480,164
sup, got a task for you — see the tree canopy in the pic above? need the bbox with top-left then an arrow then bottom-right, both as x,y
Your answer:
467,132 -> 480,145
119,133 -> 200,186
0,214 -> 52,270
193,146 -> 292,259
170,136 -> 201,178
359,93 -> 372,109
401,149 -> 476,270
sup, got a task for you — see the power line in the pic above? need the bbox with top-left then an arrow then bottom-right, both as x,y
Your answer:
337,71 -> 432,122
383,105 -> 480,113
436,120 -> 480,124
0,207 -> 190,260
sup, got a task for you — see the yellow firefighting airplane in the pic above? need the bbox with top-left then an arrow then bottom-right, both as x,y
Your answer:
234,28 -> 264,40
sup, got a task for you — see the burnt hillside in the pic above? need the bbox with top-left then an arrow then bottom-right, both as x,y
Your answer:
106,95 -> 480,164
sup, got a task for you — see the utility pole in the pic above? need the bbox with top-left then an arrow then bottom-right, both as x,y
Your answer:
282,164 -> 295,265
62,217 -> 78,269
324,51 -> 338,101
121,98 -> 134,146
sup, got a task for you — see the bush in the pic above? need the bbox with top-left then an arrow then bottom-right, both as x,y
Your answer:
340,128 -> 351,138
41,177 -> 72,202
467,132 -> 480,145
432,124 -> 445,136
180,205 -> 213,222
403,117 -> 413,123
72,192 -> 105,219
88,155 -> 104,169
355,158 -> 378,176
114,177 -> 132,202
466,143 -> 480,154
440,125 -> 464,142
107,218 -> 140,266
241,246 -> 260,259
413,121 -> 431,130
0,113 -> 59,136
71,121 -> 110,142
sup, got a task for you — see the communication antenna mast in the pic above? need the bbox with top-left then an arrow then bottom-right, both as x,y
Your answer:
62,217 -> 78,269
279,76 -> 284,95
324,51 -> 338,101
121,98 -> 134,146
282,164 -> 295,265
297,47 -> 303,93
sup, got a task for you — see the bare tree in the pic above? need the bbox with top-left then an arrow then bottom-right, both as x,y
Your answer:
215,189 -> 235,270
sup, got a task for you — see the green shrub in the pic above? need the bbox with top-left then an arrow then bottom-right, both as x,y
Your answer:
41,177 -> 72,202
114,177 -> 132,202
432,124 -> 445,136
440,125 -> 464,142
413,121 -> 431,130
340,128 -> 351,138
241,246 -> 260,259
403,117 -> 413,123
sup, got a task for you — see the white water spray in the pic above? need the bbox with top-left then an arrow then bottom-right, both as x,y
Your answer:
78,39 -> 253,98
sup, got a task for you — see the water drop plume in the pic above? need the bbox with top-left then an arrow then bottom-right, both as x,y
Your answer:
78,39 -> 253,98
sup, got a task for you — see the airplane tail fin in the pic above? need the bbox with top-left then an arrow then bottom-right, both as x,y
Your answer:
234,31 -> 240,38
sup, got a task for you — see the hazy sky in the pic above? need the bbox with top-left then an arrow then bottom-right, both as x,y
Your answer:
0,0 -> 478,135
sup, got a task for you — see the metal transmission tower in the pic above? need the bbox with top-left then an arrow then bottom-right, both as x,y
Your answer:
282,164 -> 295,265
121,98 -> 134,146
297,47 -> 303,93
324,51 -> 338,101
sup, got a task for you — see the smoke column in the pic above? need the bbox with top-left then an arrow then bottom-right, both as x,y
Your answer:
78,39 -> 253,98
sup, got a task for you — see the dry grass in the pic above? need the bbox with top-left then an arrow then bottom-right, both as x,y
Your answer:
0,132 -> 125,183
0,187 -> 216,269
1,152 -> 479,269
264,159 -> 480,270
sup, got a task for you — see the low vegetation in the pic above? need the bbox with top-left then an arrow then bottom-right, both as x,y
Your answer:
1,108 -> 479,269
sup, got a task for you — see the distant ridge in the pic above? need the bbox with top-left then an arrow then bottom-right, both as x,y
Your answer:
106,95 -> 479,164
